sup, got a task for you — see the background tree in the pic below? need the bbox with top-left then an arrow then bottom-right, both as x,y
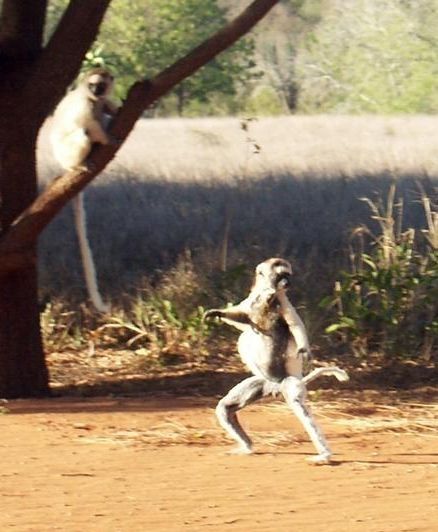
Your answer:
243,0 -> 323,114
118,0 -> 259,116
0,0 -> 280,398
44,0 -> 438,116
296,0 -> 438,113
47,0 -> 259,116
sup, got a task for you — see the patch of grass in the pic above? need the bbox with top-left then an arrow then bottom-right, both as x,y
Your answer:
322,184 -> 438,359
42,254 -> 242,378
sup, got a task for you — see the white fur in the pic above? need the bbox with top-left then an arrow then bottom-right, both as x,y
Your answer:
72,194 -> 110,313
206,258 -> 349,463
50,71 -> 116,312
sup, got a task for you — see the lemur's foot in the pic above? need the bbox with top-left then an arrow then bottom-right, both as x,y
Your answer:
307,453 -> 332,465
227,444 -> 253,455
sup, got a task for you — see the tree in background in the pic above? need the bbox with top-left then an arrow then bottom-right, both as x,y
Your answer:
0,0 -> 280,398
246,0 -> 324,114
47,0 -> 259,116
296,0 -> 438,113
45,0 -> 438,116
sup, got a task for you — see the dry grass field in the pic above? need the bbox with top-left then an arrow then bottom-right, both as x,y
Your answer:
37,115 -> 438,302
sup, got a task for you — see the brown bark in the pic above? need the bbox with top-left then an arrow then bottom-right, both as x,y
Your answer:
0,1 -> 112,397
0,0 -> 46,69
0,120 -> 48,396
0,267 -> 49,397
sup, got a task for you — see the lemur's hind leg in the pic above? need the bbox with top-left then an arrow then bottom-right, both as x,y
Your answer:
216,376 -> 278,454
280,376 -> 332,465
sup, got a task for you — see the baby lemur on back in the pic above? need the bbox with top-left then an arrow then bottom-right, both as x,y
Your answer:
204,257 -> 348,464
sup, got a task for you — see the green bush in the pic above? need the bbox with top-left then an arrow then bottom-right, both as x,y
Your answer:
321,186 -> 438,360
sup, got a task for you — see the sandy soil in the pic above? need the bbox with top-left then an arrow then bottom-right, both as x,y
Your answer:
1,394 -> 437,532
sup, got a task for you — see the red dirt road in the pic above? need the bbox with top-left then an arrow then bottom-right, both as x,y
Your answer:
1,395 -> 437,531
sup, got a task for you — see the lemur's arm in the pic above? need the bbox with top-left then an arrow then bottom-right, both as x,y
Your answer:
203,307 -> 255,332
204,288 -> 278,334
203,288 -> 272,333
276,291 -> 310,357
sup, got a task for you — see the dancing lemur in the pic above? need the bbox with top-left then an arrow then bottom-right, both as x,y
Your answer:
204,257 -> 349,464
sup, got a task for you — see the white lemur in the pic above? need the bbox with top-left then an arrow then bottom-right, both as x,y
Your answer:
50,68 -> 119,312
204,257 -> 349,464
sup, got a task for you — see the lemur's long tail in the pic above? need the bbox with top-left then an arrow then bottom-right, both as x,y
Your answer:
302,367 -> 349,385
73,193 -> 110,313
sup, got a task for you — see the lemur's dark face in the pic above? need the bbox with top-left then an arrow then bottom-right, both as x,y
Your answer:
254,258 -> 292,291
86,70 -> 114,98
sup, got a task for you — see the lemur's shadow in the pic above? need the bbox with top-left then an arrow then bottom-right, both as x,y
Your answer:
253,450 -> 438,466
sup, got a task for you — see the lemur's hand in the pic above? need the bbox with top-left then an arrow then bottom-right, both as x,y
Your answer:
203,309 -> 223,322
276,271 -> 292,290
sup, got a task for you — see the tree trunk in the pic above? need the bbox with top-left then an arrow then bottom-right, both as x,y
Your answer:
0,121 -> 49,398
0,267 -> 49,398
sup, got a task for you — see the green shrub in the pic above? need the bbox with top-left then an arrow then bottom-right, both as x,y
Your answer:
321,185 -> 438,360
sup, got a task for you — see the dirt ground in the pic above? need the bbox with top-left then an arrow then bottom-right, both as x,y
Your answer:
1,390 -> 437,532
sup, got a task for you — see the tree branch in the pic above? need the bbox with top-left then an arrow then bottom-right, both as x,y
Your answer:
0,0 -> 280,275
26,0 -> 111,118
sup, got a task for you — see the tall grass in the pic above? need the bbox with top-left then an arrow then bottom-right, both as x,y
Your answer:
37,115 -> 438,360
322,184 -> 438,360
